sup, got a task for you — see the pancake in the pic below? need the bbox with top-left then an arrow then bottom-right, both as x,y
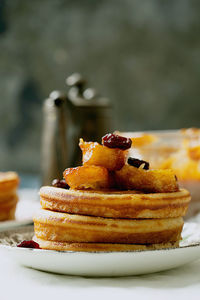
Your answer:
33,236 -> 179,252
0,195 -> 18,221
0,192 -> 18,203
39,186 -> 190,219
0,172 -> 19,221
0,172 -> 19,193
33,209 -> 183,244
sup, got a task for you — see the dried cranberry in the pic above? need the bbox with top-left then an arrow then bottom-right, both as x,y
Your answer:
17,240 -> 41,249
128,157 -> 149,170
102,133 -> 132,150
52,179 -> 69,189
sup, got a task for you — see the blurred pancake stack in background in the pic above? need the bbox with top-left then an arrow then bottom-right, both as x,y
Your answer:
0,172 -> 20,221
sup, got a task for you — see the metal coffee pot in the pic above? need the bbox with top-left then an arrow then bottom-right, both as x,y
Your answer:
41,73 -> 112,185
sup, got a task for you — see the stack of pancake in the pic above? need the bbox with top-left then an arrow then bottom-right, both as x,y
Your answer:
33,134 -> 191,252
33,186 -> 190,251
0,172 -> 19,221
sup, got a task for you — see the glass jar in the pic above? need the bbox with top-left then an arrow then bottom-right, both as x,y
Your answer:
118,128 -> 200,219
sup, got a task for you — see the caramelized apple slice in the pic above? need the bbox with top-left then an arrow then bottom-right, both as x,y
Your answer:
63,165 -> 113,190
131,135 -> 156,147
188,146 -> 200,161
115,165 -> 179,193
79,139 -> 127,171
114,131 -> 157,147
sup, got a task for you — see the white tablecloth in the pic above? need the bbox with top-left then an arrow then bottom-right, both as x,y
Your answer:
1,189 -> 200,300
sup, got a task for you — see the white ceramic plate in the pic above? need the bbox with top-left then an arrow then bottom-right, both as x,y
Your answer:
0,222 -> 200,277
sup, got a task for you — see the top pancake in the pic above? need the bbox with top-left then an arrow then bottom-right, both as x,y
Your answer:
0,172 -> 19,196
40,186 -> 191,219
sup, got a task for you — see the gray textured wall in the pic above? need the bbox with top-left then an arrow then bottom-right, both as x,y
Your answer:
1,0 -> 200,173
